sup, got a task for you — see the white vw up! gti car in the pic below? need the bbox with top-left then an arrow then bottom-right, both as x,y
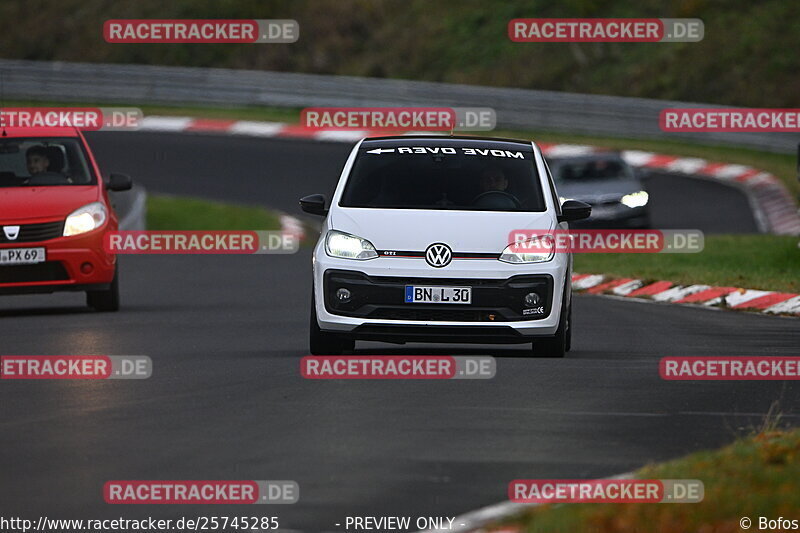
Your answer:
300,136 -> 591,357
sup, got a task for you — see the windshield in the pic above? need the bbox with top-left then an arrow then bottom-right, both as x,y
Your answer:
0,137 -> 95,187
551,157 -> 635,182
340,145 -> 546,212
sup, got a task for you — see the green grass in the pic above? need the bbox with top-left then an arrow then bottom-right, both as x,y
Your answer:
574,234 -> 799,293
501,428 -> 800,533
146,195 -> 281,231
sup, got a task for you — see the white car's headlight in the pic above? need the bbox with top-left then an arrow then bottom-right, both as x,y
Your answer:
63,201 -> 107,236
325,230 -> 378,260
620,190 -> 649,208
499,236 -> 555,264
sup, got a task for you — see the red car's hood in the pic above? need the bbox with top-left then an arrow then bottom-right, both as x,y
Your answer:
0,186 -> 100,223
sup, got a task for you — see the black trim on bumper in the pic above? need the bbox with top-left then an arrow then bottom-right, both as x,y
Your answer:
351,324 -> 531,344
0,282 -> 110,296
324,269 -> 553,322
0,262 -> 69,284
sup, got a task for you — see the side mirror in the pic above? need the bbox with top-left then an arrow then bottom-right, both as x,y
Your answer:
300,194 -> 328,216
558,200 -> 592,222
107,173 -> 133,192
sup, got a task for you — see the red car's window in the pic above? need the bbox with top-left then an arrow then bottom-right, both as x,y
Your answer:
0,137 -> 95,186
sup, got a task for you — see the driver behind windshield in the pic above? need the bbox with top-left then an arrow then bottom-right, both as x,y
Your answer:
26,146 -> 51,175
472,166 -> 520,209
479,166 -> 508,192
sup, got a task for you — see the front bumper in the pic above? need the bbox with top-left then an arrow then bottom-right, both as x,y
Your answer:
324,269 -> 553,322
0,227 -> 116,295
313,242 -> 569,341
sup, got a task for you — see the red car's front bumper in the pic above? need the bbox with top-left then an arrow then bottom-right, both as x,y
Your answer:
0,224 -> 116,295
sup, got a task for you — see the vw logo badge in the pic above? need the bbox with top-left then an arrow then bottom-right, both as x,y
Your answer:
425,243 -> 452,268
3,226 -> 20,240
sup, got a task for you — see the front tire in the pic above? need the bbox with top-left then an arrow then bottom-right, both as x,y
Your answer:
86,265 -> 120,312
310,290 -> 355,355
565,303 -> 572,352
533,290 -> 569,358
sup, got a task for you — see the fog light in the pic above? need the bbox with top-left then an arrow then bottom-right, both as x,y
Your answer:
81,262 -> 94,275
524,292 -> 540,307
335,288 -> 351,303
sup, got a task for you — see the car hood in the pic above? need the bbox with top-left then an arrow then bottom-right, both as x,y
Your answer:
557,179 -> 644,203
330,208 -> 554,252
0,186 -> 99,222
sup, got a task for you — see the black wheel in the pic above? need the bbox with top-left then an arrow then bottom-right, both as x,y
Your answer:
86,264 -> 120,312
565,302 -> 572,352
309,289 -> 354,355
532,291 -> 569,358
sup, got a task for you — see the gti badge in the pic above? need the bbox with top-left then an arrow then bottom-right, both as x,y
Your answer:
3,226 -> 20,240
425,242 -> 452,268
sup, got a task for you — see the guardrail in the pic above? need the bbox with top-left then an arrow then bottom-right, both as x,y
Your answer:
2,59 -> 800,154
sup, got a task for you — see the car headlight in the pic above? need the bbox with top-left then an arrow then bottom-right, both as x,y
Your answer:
325,230 -> 378,260
63,201 -> 107,236
499,236 -> 555,264
620,190 -> 649,208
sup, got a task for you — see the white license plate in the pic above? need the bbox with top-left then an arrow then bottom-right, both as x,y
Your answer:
405,286 -> 471,304
0,247 -> 46,265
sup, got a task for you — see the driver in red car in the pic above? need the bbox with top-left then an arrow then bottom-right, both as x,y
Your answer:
26,145 -> 51,175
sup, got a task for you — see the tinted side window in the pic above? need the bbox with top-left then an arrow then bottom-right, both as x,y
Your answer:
542,157 -> 561,215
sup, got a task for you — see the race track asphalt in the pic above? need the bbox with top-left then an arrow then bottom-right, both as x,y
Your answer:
0,132 -> 793,531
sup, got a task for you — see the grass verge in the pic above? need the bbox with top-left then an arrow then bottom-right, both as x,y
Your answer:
499,427 -> 800,533
146,195 -> 281,231
574,234 -> 799,294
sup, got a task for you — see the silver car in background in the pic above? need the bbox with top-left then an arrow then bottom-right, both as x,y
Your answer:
547,152 -> 651,229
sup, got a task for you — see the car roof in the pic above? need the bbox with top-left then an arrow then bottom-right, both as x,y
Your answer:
361,135 -> 536,153
0,126 -> 81,138
365,134 -> 533,143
